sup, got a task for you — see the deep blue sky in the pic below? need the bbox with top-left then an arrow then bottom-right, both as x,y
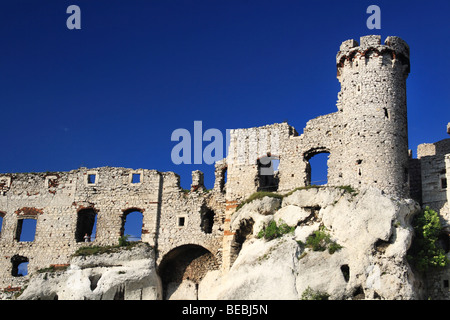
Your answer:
0,0 -> 449,189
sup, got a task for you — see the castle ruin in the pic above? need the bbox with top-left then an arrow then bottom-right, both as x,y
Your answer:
0,35 -> 449,299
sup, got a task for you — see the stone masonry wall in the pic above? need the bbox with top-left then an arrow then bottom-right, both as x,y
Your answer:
224,35 -> 411,204
0,167 -> 225,289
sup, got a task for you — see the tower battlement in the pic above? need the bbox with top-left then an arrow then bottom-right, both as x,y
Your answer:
337,35 -> 410,75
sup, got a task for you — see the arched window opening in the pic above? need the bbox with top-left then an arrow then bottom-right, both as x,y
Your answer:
304,150 -> 330,186
11,255 -> 29,277
200,208 -> 215,234
257,153 -> 279,192
15,218 -> 37,242
121,209 -> 143,241
75,208 -> 97,242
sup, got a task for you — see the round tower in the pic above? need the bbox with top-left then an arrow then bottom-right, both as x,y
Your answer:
335,35 -> 410,197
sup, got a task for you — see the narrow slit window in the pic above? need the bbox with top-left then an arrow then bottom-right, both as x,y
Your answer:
442,178 -> 447,190
0,212 -> 4,237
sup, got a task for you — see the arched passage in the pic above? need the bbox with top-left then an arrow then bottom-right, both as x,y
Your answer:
158,244 -> 219,300
304,148 -> 331,186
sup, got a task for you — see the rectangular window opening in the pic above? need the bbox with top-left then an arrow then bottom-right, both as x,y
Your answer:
442,178 -> 447,190
132,173 -> 141,184
178,217 -> 185,227
87,174 -> 97,184
16,219 -> 37,242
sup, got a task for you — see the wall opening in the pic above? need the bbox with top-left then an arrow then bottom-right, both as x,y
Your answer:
219,167 -> 227,193
15,218 -> 37,242
131,173 -> 141,184
438,232 -> 450,253
304,149 -> 330,186
340,264 -> 350,282
87,174 -> 97,184
256,153 -> 279,192
75,208 -> 97,242
11,255 -> 29,277
0,211 -> 4,238
121,209 -> 143,241
440,170 -> 447,190
200,207 -> 215,234
177,216 -> 186,227
158,245 -> 218,300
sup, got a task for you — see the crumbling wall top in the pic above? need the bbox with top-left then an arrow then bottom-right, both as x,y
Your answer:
336,35 -> 410,71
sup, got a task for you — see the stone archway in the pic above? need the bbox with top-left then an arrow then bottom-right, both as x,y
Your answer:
303,147 -> 331,186
157,244 -> 219,300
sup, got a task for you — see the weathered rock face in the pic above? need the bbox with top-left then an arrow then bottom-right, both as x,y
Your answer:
10,187 -> 426,300
17,243 -> 161,300
199,187 -> 425,300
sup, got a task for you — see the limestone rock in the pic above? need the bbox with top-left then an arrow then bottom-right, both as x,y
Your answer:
202,187 -> 425,300
18,243 -> 161,300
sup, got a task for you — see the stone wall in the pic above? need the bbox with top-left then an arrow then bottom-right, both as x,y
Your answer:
417,138 -> 450,213
0,167 -> 225,290
224,35 -> 411,204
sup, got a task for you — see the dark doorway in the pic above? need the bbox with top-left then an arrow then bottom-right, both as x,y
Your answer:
257,153 -> 279,191
158,245 -> 218,300
75,208 -> 97,242
200,208 -> 215,234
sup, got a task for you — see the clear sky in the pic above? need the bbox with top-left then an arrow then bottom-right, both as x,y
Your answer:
0,0 -> 449,189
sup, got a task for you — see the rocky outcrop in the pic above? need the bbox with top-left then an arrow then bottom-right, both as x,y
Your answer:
199,187 -> 425,300
14,187 -> 426,300
17,243 -> 161,300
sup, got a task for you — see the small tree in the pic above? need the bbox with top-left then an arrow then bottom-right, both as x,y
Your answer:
118,234 -> 130,247
408,207 -> 449,272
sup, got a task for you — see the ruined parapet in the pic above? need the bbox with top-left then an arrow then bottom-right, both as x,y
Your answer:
191,170 -> 205,191
0,166 -> 225,291
225,122 -> 294,201
335,35 -> 411,198
337,35 -> 410,79
417,123 -> 450,213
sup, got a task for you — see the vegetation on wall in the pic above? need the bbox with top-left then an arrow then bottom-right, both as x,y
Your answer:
407,207 -> 449,272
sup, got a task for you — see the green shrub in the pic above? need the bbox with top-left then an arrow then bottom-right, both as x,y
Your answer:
301,286 -> 329,300
305,226 -> 342,254
257,220 -> 295,241
337,185 -> 358,196
407,207 -> 449,272
118,234 -> 130,247
73,237 -> 142,257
